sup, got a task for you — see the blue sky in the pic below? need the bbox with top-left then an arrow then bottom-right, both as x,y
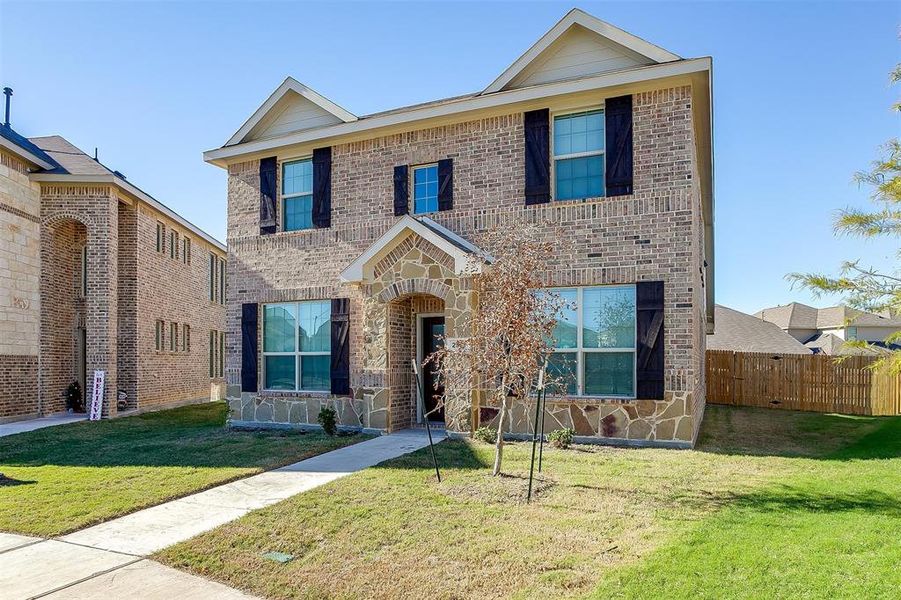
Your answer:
1,1 -> 898,314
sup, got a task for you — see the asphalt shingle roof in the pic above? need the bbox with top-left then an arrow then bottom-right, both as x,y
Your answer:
708,305 -> 812,354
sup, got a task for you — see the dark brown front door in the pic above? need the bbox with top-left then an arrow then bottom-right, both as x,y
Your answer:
420,316 -> 445,423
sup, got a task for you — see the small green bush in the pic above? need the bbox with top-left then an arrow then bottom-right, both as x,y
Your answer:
317,407 -> 338,436
473,426 -> 497,444
547,428 -> 575,449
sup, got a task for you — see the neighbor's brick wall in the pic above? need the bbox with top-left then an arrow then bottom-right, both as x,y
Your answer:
0,149 -> 41,420
225,85 -> 708,442
134,203 -> 226,411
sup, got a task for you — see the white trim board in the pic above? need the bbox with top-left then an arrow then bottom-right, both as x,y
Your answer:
205,58 -> 710,165
0,136 -> 55,171
482,8 -> 680,95
225,77 -> 357,147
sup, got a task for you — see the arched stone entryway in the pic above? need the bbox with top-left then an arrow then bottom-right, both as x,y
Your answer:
343,216 -> 482,434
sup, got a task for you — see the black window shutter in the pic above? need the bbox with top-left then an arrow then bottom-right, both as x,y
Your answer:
393,165 -> 409,216
259,157 -> 277,235
241,303 -> 259,393
605,95 -> 634,197
524,108 -> 550,205
636,281 -> 664,400
437,158 -> 453,211
312,147 -> 332,228
330,298 -> 351,395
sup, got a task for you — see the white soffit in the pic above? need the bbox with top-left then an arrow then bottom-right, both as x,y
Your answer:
483,8 -> 680,94
225,77 -> 357,146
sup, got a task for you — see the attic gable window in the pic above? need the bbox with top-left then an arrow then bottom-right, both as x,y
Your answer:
553,109 -> 605,201
282,159 -> 313,231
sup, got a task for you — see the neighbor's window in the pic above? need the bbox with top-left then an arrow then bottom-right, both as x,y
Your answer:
282,159 -> 313,231
170,230 -> 178,260
553,109 -> 605,201
412,164 -> 438,214
80,245 -> 87,297
209,330 -> 216,377
155,320 -> 164,351
846,326 -> 858,341
183,323 -> 190,352
218,258 -> 226,305
546,285 -> 635,397
263,300 -> 331,392
156,222 -> 164,252
208,252 -> 216,302
170,322 -> 178,352
219,331 -> 226,377
182,237 -> 191,265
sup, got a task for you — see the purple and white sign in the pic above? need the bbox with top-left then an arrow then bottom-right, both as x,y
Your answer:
89,370 -> 105,421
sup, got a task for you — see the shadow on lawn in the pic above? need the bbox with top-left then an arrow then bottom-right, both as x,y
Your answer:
721,485 -> 901,517
696,405 -> 901,461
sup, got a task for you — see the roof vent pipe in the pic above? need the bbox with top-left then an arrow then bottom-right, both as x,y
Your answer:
2,87 -> 11,127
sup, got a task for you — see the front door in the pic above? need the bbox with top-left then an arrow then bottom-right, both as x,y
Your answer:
420,316 -> 445,423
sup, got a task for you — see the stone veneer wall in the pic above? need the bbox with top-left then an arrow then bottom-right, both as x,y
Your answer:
225,85 -> 708,446
0,149 -> 41,421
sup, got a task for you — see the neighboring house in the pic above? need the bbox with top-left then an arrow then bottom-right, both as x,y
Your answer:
707,305 -> 811,354
209,9 -> 714,447
0,91 -> 227,423
755,302 -> 901,355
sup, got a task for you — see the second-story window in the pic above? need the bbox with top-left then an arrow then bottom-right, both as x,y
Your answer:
170,230 -> 178,260
183,237 -> 191,264
218,258 -> 225,305
156,222 -> 165,253
208,252 -> 216,302
282,159 -> 313,231
553,109 -> 605,201
412,164 -> 438,214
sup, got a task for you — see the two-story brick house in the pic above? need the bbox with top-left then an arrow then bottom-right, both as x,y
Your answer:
0,97 -> 227,423
208,9 -> 714,447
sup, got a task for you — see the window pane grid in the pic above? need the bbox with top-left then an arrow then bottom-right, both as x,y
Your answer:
263,301 -> 331,392
412,165 -> 438,214
282,159 -> 314,231
548,286 -> 636,398
553,109 -> 605,201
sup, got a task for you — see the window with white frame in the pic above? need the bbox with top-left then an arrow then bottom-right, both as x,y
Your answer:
553,109 -> 605,201
262,301 -> 331,391
282,159 -> 313,231
412,164 -> 438,214
546,285 -> 635,397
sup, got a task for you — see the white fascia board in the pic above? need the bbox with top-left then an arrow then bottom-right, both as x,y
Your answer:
224,77 -> 358,147
341,215 -> 477,283
206,57 -> 711,166
482,9 -> 681,95
30,173 -> 226,252
0,136 -> 55,171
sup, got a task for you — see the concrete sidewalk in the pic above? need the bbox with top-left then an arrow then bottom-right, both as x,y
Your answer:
1,429 -> 441,599
0,414 -> 88,438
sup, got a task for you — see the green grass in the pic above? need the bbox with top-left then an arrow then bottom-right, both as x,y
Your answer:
0,402 -> 367,536
157,405 -> 901,599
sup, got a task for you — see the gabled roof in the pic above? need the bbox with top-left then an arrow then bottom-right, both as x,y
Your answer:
482,8 -> 680,94
0,124 -> 57,170
27,136 -> 226,252
340,215 -> 486,283
225,77 -> 357,147
707,305 -> 811,355
756,302 -> 901,331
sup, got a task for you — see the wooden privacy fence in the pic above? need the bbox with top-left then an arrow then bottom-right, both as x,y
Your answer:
706,350 -> 901,416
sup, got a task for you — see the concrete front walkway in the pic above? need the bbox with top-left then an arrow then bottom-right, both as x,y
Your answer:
0,414 -> 88,438
1,429 -> 442,599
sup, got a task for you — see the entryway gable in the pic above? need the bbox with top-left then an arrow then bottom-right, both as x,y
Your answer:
340,215 -> 485,283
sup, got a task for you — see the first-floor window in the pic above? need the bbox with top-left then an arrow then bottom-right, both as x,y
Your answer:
263,300 -> 331,391
155,320 -> 164,351
546,285 -> 636,397
209,330 -> 216,377
219,331 -> 226,378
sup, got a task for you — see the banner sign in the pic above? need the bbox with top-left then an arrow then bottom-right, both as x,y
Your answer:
89,370 -> 105,421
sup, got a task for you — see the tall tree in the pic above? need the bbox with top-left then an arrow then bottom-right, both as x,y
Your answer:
429,226 -> 567,476
789,63 -> 901,370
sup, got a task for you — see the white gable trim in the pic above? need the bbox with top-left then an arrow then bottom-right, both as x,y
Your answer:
225,77 -> 357,147
482,9 -> 680,95
341,215 -> 482,283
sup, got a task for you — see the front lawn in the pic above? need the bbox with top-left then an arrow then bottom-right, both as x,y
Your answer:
157,405 -> 900,599
0,402 -> 366,536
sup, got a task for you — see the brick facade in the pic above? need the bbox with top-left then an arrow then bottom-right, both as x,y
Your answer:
0,146 -> 226,422
224,84 -> 709,447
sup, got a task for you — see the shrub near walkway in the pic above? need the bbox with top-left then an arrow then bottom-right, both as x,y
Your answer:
158,405 -> 901,600
0,402 -> 366,537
